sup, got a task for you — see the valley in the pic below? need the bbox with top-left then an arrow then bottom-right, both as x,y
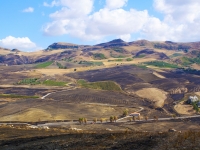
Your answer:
1,39 -> 200,149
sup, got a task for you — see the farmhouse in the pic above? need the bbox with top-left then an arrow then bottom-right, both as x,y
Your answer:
187,96 -> 198,104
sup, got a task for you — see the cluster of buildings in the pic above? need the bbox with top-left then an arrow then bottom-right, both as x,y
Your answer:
187,96 -> 200,107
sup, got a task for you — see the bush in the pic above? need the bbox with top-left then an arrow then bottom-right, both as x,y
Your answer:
17,78 -> 40,85
126,58 -> 133,61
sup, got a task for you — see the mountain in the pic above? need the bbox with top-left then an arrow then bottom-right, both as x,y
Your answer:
0,39 -> 200,66
95,39 -> 129,47
46,42 -> 80,50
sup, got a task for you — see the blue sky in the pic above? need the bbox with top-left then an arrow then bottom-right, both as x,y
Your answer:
0,0 -> 200,51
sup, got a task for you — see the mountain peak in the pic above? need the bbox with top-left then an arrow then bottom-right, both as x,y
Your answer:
108,39 -> 125,43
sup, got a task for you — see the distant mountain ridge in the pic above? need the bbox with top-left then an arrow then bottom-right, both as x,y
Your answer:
0,39 -> 200,65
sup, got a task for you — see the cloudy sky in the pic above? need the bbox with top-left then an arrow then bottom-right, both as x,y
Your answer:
0,0 -> 200,51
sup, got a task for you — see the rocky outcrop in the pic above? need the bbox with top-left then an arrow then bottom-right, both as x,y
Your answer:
46,42 -> 79,50
169,87 -> 188,94
95,39 -> 129,48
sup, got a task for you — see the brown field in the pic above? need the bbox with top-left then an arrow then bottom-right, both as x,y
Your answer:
135,88 -> 168,108
174,101 -> 196,115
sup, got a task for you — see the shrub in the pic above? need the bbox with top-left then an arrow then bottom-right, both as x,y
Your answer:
126,58 -> 133,61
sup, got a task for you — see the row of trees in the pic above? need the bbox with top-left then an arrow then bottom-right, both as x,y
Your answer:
78,116 -> 118,124
78,115 -> 159,124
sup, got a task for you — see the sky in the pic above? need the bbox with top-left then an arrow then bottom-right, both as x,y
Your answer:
0,0 -> 200,52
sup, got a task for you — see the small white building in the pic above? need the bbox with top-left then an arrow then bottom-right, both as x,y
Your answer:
188,96 -> 199,104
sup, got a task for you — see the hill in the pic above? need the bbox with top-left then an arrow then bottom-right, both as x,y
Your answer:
0,39 -> 199,68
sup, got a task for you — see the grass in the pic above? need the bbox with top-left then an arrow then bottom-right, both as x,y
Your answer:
180,57 -> 200,66
17,78 -> 40,85
0,94 -> 39,99
112,47 -> 124,53
169,53 -> 182,58
17,78 -> 67,86
132,64 -> 147,69
108,59 -> 123,62
126,58 -> 133,61
144,61 -> 178,68
35,61 -> 53,68
56,62 -> 66,69
79,61 -> 103,66
93,53 -> 106,59
111,55 -> 126,58
77,80 -> 121,91
42,80 -> 67,86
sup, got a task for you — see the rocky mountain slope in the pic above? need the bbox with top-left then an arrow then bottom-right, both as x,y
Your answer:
0,39 -> 200,65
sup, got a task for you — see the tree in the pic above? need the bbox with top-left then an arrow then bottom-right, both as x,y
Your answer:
145,116 -> 148,121
110,116 -> 114,123
93,118 -> 97,123
172,114 -> 176,119
100,118 -> 103,123
83,118 -> 87,124
138,115 -> 141,121
113,116 -> 117,122
153,116 -> 158,121
78,118 -> 83,124
133,116 -> 136,121
123,109 -> 129,117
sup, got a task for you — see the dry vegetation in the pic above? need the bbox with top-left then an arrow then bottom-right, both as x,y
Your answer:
135,88 -> 167,108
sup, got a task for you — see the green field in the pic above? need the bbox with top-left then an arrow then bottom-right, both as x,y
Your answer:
77,80 -> 121,91
93,53 -> 106,59
79,61 -> 103,66
111,55 -> 126,58
181,57 -> 200,66
42,80 -> 67,86
35,61 -> 54,68
17,78 -> 40,85
126,58 -> 133,61
0,94 -> 39,99
144,61 -> 178,68
132,64 -> 147,69
112,47 -> 124,53
17,78 -> 67,86
169,53 -> 182,58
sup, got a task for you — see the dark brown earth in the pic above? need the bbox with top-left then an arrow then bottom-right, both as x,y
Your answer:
1,121 -> 200,150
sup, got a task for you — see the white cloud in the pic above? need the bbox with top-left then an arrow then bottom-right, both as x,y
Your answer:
105,0 -> 128,9
0,36 -> 40,52
43,0 -> 149,41
42,0 -> 200,43
147,0 -> 200,42
22,7 -> 34,13
43,1 -> 59,7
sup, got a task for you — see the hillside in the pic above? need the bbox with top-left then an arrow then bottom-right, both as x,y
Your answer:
0,39 -> 200,69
